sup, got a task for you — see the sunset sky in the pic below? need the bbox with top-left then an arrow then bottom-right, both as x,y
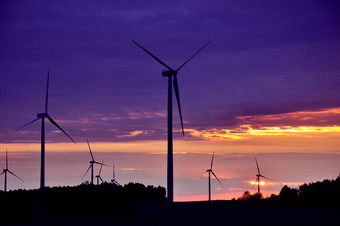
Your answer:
1,0 -> 339,201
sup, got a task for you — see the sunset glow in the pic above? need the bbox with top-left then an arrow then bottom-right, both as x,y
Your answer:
250,181 -> 266,185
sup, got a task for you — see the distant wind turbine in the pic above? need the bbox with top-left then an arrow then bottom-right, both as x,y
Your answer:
111,164 -> 120,185
95,160 -> 105,185
203,152 -> 222,201
16,71 -> 76,189
82,139 -> 109,184
132,40 -> 210,202
254,158 -> 271,195
0,149 -> 23,192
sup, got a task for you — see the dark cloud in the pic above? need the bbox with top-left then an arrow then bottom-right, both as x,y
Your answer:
1,0 -> 340,142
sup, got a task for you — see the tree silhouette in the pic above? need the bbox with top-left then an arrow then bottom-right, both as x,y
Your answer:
0,182 -> 166,223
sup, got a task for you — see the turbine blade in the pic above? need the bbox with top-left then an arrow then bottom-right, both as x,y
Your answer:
8,170 -> 24,181
100,177 -> 104,183
45,70 -> 49,113
113,164 -> 115,180
99,160 -> 104,175
6,149 -> 8,169
261,175 -> 272,181
173,75 -> 184,136
87,139 -> 95,161
132,40 -> 174,71
94,161 -> 111,167
0,171 -> 4,176
255,158 -> 260,174
113,180 -> 120,186
81,165 -> 92,180
47,116 -> 76,143
200,170 -> 208,175
16,115 -> 45,131
211,170 -> 222,185
210,152 -> 215,170
176,41 -> 211,71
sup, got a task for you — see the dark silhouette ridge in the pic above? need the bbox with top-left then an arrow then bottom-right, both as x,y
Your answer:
0,182 -> 166,223
234,175 -> 340,210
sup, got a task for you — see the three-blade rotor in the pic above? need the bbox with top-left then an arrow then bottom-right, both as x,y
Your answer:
132,40 -> 210,136
1,149 -> 24,182
16,71 -> 76,143
82,139 -> 110,180
254,158 -> 272,181
206,152 -> 222,185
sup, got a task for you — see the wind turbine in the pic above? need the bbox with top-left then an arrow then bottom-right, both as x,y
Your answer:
95,160 -> 104,185
203,152 -> 222,201
0,149 -> 23,192
82,139 -> 109,184
111,164 -> 120,185
132,40 -> 210,202
16,70 -> 76,189
254,158 -> 271,195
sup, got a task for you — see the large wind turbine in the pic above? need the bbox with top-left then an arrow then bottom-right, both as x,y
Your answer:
254,158 -> 271,195
0,149 -> 23,192
111,164 -> 120,185
132,40 -> 210,202
203,152 -> 222,201
17,71 -> 76,189
82,139 -> 109,184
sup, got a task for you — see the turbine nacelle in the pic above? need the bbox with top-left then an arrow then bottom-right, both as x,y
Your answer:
37,113 -> 46,117
162,70 -> 177,77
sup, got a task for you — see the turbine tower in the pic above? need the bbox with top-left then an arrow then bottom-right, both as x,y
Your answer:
132,40 -> 210,202
95,160 -> 104,185
254,158 -> 271,195
0,149 -> 23,192
203,152 -> 222,201
82,139 -> 109,184
17,71 -> 76,189
111,164 -> 120,185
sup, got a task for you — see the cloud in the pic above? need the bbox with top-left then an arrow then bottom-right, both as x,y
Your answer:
120,168 -> 143,171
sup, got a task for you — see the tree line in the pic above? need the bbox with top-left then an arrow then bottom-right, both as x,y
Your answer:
0,182 -> 166,223
234,174 -> 340,210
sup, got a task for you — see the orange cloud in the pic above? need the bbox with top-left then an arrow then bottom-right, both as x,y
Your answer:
186,107 -> 340,144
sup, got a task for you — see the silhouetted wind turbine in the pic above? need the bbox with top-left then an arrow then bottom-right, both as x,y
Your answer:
0,149 -> 23,192
16,71 -> 76,189
254,158 -> 271,195
82,139 -> 109,184
203,152 -> 222,201
111,164 -> 120,185
132,40 -> 210,202
95,160 -> 105,185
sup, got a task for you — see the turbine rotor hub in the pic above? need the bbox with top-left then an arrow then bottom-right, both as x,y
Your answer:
162,70 -> 177,77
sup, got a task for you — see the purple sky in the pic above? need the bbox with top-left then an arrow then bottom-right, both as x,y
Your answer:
1,1 -> 340,198
1,0 -> 339,142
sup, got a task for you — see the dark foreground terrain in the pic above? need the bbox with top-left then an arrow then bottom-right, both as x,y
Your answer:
1,177 -> 340,225
2,201 -> 339,225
